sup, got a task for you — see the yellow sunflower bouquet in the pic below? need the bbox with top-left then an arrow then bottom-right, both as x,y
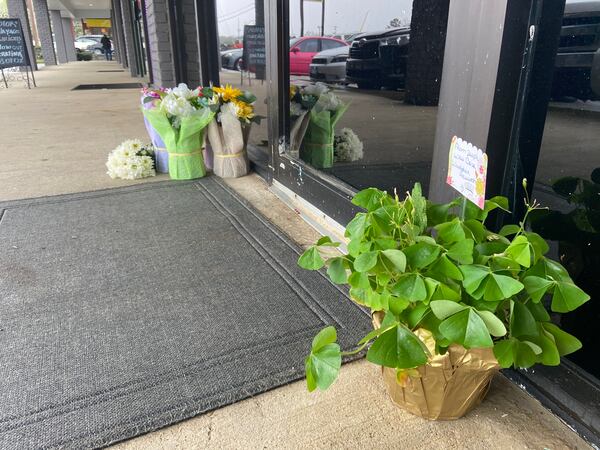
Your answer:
205,84 -> 259,178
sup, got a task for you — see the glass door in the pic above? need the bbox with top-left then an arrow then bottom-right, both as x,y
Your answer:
267,0 -> 447,225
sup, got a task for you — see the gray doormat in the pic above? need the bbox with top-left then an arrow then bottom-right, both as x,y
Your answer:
71,82 -> 142,90
0,179 -> 370,449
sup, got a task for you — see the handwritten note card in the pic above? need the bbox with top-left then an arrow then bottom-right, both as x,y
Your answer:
446,136 -> 488,209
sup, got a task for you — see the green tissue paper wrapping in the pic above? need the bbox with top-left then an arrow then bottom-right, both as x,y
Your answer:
299,103 -> 348,169
143,108 -> 215,180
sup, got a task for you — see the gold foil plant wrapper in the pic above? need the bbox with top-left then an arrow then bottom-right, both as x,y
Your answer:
373,313 -> 499,420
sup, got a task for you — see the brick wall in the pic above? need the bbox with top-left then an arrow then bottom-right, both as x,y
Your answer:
145,0 -> 174,85
32,0 -> 56,65
404,0 -> 450,106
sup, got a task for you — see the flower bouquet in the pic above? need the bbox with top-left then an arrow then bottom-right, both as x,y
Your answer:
334,128 -> 364,163
205,84 -> 258,178
142,83 -> 215,180
291,83 -> 348,169
106,139 -> 156,180
141,87 -> 168,173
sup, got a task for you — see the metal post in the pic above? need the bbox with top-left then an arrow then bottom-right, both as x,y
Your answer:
24,64 -> 30,88
1,69 -> 7,88
321,0 -> 325,36
29,62 -> 36,86
139,0 -> 153,83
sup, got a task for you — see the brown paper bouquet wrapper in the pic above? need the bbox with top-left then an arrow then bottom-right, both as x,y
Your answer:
372,312 -> 499,420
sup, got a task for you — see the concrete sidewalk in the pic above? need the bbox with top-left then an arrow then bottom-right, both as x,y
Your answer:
0,62 -> 591,449
0,61 -> 166,202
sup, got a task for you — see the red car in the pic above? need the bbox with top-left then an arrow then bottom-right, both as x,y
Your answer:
289,36 -> 348,75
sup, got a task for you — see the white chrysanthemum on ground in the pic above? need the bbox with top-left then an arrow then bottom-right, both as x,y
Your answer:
334,128 -> 364,162
107,140 -> 156,180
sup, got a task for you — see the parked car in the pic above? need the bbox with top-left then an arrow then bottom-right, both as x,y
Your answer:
75,35 -> 105,55
309,33 -> 366,83
309,46 -> 350,83
345,27 -> 410,89
290,36 -> 348,75
221,48 -> 244,71
553,1 -> 600,99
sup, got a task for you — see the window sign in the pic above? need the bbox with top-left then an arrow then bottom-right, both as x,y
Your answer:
446,136 -> 488,209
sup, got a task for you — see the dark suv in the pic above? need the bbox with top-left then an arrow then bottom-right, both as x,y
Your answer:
345,27 -> 410,89
553,1 -> 600,99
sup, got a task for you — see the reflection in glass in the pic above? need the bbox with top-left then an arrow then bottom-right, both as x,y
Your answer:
216,0 -> 269,163
530,1 -> 600,378
288,0 -> 442,196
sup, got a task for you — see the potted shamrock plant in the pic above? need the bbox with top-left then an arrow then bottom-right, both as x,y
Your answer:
298,183 -> 589,420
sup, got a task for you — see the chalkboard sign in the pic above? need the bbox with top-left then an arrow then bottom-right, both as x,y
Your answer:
0,18 -> 29,69
242,25 -> 265,78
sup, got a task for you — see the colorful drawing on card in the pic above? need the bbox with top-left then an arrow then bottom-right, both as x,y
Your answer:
446,136 -> 488,209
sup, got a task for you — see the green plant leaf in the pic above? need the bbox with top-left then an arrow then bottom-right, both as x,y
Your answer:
327,257 -> 347,284
345,213 -> 368,238
510,301 -> 538,337
352,188 -> 389,211
526,300 -> 551,322
523,276 -> 554,303
435,218 -> 465,243
551,281 -> 590,313
298,246 -> 324,270
391,274 -> 427,302
514,340 -> 538,368
493,339 -> 516,368
528,325 -> 560,365
430,300 -> 467,320
499,224 -> 520,237
305,343 -> 341,392
525,257 -> 572,282
305,326 -> 342,392
463,219 -> 486,243
475,310 -> 507,337
317,236 -> 340,247
410,183 -> 428,233
446,239 -> 474,264
481,273 -> 524,302
354,251 -> 378,273
348,272 -> 371,289
460,265 -> 490,294
427,200 -> 458,226
312,325 -> 337,352
429,255 -> 463,280
506,235 -> 532,267
404,242 -> 441,269
381,249 -> 407,272
439,309 -> 493,349
523,232 -> 549,261
389,295 -> 410,315
493,337 -> 538,368
542,323 -> 582,356
366,324 -> 428,369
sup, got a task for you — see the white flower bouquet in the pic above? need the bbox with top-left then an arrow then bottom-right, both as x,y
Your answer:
205,84 -> 259,178
106,139 -> 156,180
290,83 -> 348,169
334,128 -> 364,162
142,83 -> 215,180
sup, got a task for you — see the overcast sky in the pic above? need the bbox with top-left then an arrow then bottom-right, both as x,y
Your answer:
216,0 -> 413,37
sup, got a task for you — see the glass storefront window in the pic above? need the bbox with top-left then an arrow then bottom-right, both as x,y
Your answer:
285,0 -> 447,196
529,0 -> 600,379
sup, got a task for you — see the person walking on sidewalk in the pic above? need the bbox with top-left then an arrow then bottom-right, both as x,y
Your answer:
101,34 -> 113,61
